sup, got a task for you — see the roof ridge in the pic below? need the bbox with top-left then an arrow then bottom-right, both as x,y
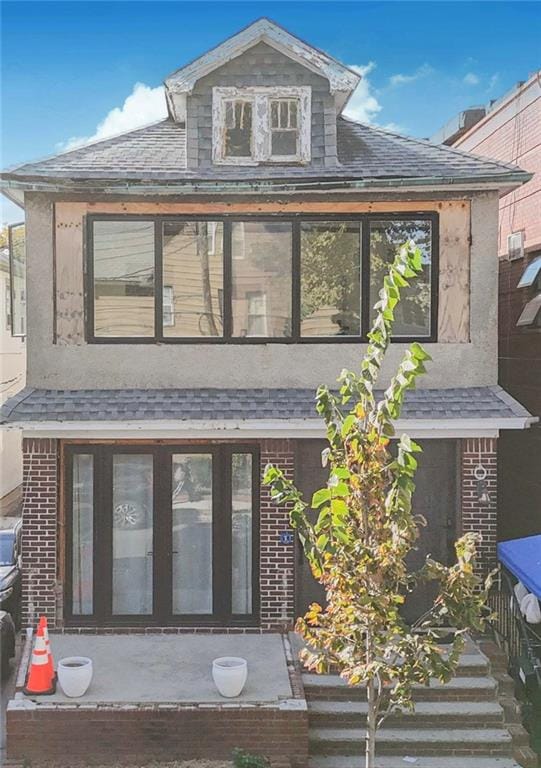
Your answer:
3,118 -> 175,175
338,115 -> 524,174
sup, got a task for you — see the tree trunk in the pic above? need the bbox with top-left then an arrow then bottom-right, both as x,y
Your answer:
365,676 -> 376,768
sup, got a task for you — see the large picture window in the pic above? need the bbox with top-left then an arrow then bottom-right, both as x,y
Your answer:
65,444 -> 259,626
87,214 -> 438,343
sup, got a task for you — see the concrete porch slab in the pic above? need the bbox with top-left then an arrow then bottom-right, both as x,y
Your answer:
33,633 -> 292,704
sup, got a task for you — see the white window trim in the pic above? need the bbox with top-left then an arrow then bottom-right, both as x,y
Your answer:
212,86 -> 311,165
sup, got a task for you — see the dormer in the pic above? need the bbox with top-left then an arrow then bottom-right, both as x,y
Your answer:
164,18 -> 360,169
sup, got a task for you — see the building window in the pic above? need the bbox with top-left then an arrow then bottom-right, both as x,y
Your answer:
231,221 -> 292,338
212,86 -> 311,164
87,214 -> 437,343
270,99 -> 299,157
8,223 -> 26,337
65,444 -> 259,626
162,221 -> 223,337
91,220 -> 155,338
224,100 -> 253,158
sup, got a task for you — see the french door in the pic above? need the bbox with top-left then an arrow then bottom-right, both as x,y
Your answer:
64,444 -> 259,626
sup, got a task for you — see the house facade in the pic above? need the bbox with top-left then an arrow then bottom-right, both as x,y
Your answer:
434,73 -> 541,540
0,19 -> 535,633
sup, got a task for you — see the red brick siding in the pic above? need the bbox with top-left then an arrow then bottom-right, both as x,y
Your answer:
460,438 -> 498,576
7,704 -> 308,767
260,440 -> 296,630
21,438 -> 59,628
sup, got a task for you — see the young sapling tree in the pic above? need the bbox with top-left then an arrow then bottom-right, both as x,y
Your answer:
264,241 -> 493,768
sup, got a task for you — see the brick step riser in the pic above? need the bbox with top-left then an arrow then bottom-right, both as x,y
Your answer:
308,712 -> 505,728
309,743 -> 514,757
304,687 -> 497,702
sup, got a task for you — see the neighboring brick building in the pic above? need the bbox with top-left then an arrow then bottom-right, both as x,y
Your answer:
434,73 -> 541,540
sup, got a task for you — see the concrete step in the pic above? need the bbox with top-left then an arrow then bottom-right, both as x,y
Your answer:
303,673 -> 499,701
309,727 -> 513,756
308,699 -> 505,727
309,757 -> 524,768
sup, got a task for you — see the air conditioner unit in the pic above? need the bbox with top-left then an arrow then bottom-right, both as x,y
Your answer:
507,231 -> 524,261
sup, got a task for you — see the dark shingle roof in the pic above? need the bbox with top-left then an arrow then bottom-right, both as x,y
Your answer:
1,116 -> 527,186
1,386 -> 532,424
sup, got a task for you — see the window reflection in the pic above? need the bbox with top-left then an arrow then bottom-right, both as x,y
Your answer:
231,222 -> 292,337
300,222 -> 361,336
72,454 -> 93,615
93,221 -> 155,337
232,454 -> 253,615
369,220 -> 432,337
112,455 -> 153,615
162,222 -> 224,337
172,454 -> 213,614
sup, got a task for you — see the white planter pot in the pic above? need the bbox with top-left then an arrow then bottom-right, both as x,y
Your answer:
212,656 -> 248,698
57,656 -> 93,698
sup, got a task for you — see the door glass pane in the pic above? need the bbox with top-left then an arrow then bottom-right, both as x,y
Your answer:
369,219 -> 432,337
232,454 -> 252,615
162,222 -> 224,337
231,222 -> 292,337
93,220 -> 155,337
72,454 -> 93,615
112,455 -> 153,615
300,221 -> 361,336
172,454 -> 213,614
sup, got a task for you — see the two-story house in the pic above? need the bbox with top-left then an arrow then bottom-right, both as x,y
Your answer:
0,19 -> 535,636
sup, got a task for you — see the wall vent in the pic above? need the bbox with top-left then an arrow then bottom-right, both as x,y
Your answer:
507,231 -> 524,261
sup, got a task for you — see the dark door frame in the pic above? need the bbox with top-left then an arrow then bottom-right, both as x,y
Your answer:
63,443 -> 260,627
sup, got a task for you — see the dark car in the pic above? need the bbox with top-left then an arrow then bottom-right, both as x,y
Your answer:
0,610 -> 15,678
0,518 -> 22,628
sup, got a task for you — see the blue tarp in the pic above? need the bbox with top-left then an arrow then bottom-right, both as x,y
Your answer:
498,535 -> 541,599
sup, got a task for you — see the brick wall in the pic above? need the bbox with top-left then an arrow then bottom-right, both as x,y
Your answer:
21,438 -> 59,628
7,701 -> 308,767
460,437 -> 498,576
260,439 -> 296,630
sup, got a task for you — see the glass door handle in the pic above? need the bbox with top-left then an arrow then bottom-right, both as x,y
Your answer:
146,551 -> 153,556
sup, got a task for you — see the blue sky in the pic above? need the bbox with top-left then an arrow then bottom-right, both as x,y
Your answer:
2,1 -> 540,224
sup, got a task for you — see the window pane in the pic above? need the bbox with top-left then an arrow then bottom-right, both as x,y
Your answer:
72,454 -> 93,615
232,454 -> 252,615
369,220 -> 432,337
301,222 -> 361,336
8,223 -> 26,337
172,454 -> 213,614
112,455 -> 153,615
225,100 -> 252,157
231,222 -> 292,337
162,222 -> 224,337
271,131 -> 297,156
93,221 -> 155,337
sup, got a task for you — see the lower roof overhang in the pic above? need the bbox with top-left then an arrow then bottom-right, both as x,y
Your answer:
4,415 -> 537,440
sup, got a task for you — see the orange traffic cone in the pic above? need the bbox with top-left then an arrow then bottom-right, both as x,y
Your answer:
39,616 -> 55,682
23,626 -> 56,695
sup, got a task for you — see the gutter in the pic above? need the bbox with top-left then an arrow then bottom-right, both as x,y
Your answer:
0,172 -> 532,199
2,415 -> 537,440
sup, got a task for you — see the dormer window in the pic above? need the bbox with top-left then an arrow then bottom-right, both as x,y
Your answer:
213,86 -> 311,165
224,100 -> 253,158
270,99 -> 299,157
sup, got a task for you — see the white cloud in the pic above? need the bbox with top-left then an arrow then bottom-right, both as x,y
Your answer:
61,82 -> 168,150
343,63 -> 382,124
487,73 -> 500,92
463,72 -> 480,86
389,64 -> 433,87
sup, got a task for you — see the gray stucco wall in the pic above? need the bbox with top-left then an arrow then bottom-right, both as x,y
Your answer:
24,191 -> 499,391
186,42 -> 337,168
